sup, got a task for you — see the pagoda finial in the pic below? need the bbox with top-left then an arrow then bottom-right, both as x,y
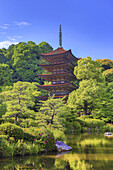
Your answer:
59,24 -> 62,48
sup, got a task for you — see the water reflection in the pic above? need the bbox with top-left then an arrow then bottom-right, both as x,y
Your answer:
0,155 -> 55,170
1,133 -> 113,169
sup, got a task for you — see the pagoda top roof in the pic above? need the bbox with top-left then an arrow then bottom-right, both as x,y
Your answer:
40,47 -> 79,63
40,48 -> 68,56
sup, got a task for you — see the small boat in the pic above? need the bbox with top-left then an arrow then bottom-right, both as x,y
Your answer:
104,132 -> 113,138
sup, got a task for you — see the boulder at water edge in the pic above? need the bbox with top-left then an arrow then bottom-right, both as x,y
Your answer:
56,141 -> 72,152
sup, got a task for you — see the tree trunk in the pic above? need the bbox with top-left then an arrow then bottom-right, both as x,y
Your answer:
14,114 -> 17,125
84,100 -> 88,115
50,108 -> 55,124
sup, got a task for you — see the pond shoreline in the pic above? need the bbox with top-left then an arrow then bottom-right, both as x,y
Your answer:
1,133 -> 113,170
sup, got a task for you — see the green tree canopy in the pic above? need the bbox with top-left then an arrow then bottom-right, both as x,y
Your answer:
0,48 -> 8,63
37,95 -> 67,130
0,63 -> 12,86
1,81 -> 40,124
69,57 -> 105,115
74,57 -> 105,82
38,41 -> 53,53
95,82 -> 113,122
67,79 -> 103,115
0,41 -> 53,84
103,68 -> 113,82
96,59 -> 113,71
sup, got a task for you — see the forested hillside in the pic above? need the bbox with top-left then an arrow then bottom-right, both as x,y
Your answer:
0,42 -> 113,123
0,41 -> 53,87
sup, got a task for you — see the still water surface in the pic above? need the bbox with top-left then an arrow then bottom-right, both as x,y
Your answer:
1,132 -> 113,169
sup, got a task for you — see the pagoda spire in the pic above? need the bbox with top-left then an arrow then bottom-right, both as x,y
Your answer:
59,24 -> 62,48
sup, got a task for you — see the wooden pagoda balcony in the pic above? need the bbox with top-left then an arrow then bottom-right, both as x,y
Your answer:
38,72 -> 76,83
38,62 -> 74,73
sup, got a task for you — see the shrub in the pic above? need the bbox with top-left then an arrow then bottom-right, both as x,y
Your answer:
76,117 -> 85,127
50,129 -> 66,141
9,137 -> 15,143
25,142 -> 40,155
0,123 -> 24,141
23,127 -> 57,152
0,118 -> 14,124
0,118 -> 5,124
103,125 -> 110,131
65,121 -> 81,134
15,140 -> 28,155
0,137 -> 16,157
0,138 -> 40,157
23,131 -> 34,142
0,138 -> 9,157
73,121 -> 81,132
19,119 -> 39,128
103,124 -> 113,132
0,129 -> 4,135
84,118 -> 105,128
0,135 -> 8,140
81,127 -> 89,132
77,118 -> 105,128
27,119 -> 38,127
20,120 -> 28,128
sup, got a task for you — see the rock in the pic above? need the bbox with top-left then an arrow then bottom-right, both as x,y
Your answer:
104,132 -> 113,138
56,141 -> 72,152
104,132 -> 113,136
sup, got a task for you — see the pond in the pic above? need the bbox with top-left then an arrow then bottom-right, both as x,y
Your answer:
1,132 -> 113,169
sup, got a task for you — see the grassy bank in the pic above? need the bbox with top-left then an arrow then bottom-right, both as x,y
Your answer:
0,123 -> 66,157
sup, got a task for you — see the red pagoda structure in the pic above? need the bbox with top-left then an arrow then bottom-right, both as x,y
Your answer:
37,25 -> 79,100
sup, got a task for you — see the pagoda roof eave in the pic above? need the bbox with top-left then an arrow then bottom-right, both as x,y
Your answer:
68,49 -> 79,61
40,48 -> 78,61
37,83 -> 77,91
38,72 -> 75,77
38,73 -> 76,81
37,83 -> 75,87
38,61 -> 75,67
40,48 -> 68,56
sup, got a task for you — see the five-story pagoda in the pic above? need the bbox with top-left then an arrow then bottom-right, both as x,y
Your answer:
37,25 -> 79,100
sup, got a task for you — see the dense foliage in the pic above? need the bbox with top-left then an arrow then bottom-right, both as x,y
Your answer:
0,41 -> 113,158
0,123 -> 57,157
0,123 -> 24,141
96,59 -> 113,82
0,41 -> 53,86
68,57 -> 113,120
1,81 -> 40,124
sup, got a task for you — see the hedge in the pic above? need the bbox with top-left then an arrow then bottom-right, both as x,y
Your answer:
0,123 -> 24,141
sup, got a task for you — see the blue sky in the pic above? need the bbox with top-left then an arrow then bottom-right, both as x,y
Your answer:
0,0 -> 113,60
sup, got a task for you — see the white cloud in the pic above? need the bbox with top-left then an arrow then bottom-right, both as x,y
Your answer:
7,36 -> 16,41
0,24 -> 9,30
0,26 -> 8,29
0,41 -> 18,49
14,21 -> 31,26
3,24 -> 10,26
7,35 -> 23,41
